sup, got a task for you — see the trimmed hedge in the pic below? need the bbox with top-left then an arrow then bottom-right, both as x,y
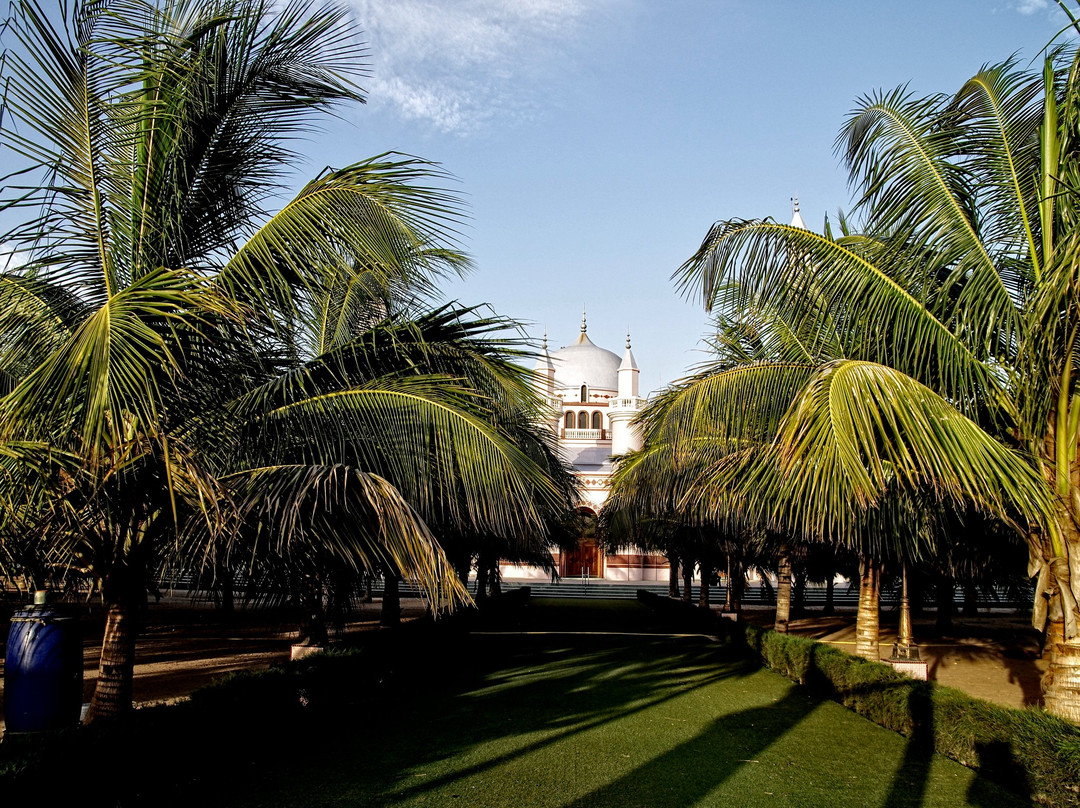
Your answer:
745,623 -> 1080,808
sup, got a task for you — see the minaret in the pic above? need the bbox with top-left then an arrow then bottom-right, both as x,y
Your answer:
531,332 -> 560,434
617,330 -> 639,400
609,330 -> 645,455
532,331 -> 556,396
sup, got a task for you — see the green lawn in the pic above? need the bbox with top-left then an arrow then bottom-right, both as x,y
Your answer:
223,600 -> 1030,808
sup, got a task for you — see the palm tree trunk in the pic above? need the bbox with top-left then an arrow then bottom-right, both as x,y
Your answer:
792,572 -> 806,618
361,572 -> 373,604
453,552 -> 472,589
474,562 -> 488,604
962,584 -> 980,617
380,574 -> 400,627
698,560 -> 711,608
775,548 -> 792,633
823,574 -> 835,616
682,560 -> 693,603
85,604 -> 137,723
299,573 -> 328,645
855,555 -> 880,661
668,555 -> 680,598
215,554 -> 234,615
728,558 -> 744,617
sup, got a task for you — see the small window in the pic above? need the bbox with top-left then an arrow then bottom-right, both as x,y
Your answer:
564,412 -> 574,429
580,384 -> 588,402
591,411 -> 602,430
577,411 -> 589,429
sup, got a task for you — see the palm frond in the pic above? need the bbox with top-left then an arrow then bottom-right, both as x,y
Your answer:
218,155 -> 470,333
674,220 -> 1003,417
220,464 -> 469,610
760,360 -> 1052,543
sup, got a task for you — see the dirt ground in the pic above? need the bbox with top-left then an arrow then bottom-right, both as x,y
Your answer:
778,611 -> 1047,710
0,596 -> 1049,734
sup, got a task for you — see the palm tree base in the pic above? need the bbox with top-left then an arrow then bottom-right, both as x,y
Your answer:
1043,619 -> 1080,723
84,605 -> 136,723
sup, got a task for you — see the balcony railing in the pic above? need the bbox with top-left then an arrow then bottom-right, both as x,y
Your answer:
562,428 -> 605,440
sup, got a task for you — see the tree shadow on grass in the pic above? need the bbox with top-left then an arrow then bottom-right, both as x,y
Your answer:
371,635 -> 756,804
213,633 -> 755,807
880,684 -> 934,808
557,686 -> 820,808
809,656 -> 1033,808
877,685 -> 1033,808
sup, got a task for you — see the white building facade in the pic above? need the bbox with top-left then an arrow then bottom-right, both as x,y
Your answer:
502,314 -> 669,582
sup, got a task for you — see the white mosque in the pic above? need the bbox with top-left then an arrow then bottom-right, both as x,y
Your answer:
500,200 -> 810,584
501,311 -> 670,582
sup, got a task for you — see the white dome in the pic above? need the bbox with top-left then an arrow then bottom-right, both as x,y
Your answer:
551,332 -> 621,391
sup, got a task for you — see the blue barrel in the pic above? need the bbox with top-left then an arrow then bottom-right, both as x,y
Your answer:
4,603 -> 83,733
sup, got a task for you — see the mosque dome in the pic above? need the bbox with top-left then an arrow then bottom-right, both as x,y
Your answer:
551,330 -> 621,391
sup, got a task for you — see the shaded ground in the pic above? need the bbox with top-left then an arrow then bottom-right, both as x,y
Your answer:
0,593 -> 431,730
216,633 -> 1030,808
0,593 -> 1049,727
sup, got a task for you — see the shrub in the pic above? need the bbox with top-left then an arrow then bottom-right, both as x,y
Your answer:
745,623 -> 1080,807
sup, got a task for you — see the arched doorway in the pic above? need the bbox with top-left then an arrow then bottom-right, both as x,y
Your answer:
560,507 -> 600,578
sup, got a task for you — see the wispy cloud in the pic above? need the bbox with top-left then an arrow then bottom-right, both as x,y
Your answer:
1014,0 -> 1049,15
347,0 -> 611,135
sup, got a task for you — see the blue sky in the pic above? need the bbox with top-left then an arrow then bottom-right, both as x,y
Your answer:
11,1 -> 1073,390
304,0 -> 1072,390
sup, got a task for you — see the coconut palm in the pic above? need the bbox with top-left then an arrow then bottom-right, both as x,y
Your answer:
673,49 -> 1080,719
0,0 -> 572,720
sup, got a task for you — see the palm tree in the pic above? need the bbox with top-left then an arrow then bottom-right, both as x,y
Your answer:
673,48 -> 1080,719
0,0 -> 572,720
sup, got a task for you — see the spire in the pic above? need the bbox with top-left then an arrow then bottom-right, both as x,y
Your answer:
573,305 -> 595,346
532,327 -> 555,389
618,329 -> 639,376
790,195 -> 807,230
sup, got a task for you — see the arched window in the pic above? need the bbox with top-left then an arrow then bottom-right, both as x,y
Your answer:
580,384 -> 588,402
591,411 -> 602,430
564,412 -> 574,430
577,411 -> 589,429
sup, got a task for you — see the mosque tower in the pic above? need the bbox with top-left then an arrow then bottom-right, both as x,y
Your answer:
608,331 -> 644,456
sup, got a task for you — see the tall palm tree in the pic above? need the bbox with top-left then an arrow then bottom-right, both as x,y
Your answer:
673,49 -> 1080,719
608,289 -> 930,651
0,0 -> 571,720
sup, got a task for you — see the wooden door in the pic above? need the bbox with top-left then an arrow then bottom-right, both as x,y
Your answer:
561,537 -> 600,578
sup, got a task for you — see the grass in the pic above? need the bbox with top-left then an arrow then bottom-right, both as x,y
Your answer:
210,599 -> 1031,808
